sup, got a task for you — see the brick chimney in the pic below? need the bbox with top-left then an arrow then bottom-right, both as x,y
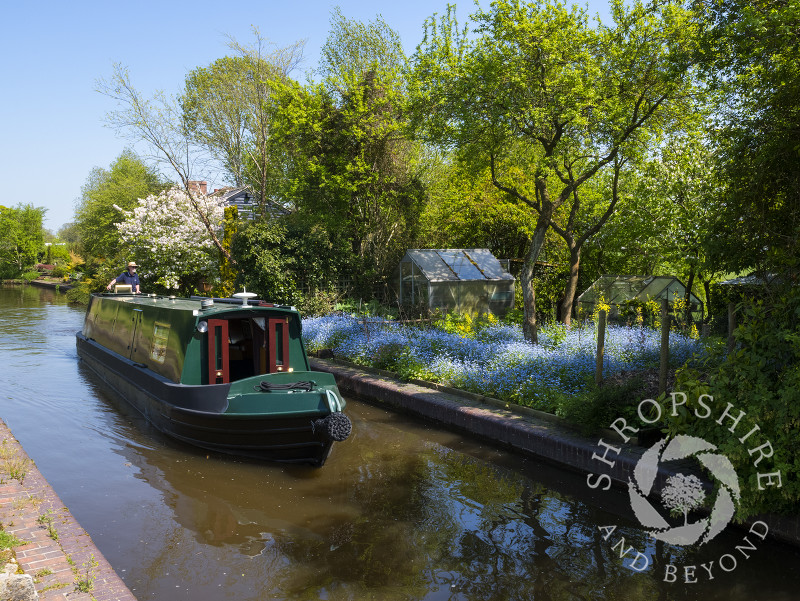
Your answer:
188,180 -> 208,196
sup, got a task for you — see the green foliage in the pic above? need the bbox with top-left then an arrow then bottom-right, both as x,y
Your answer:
65,282 -> 92,306
705,280 -> 771,334
696,0 -> 800,277
37,510 -> 59,541
231,220 -> 297,303
75,149 -> 167,260
581,130 -> 720,300
74,554 -> 98,593
318,7 -> 405,95
183,33 -> 305,205
660,287 -> 800,519
408,0 -> 700,335
0,204 -> 46,278
0,529 -> 23,550
270,12 -> 426,285
333,298 -> 397,319
367,341 -> 427,381
0,440 -> 30,483
556,378 -> 643,436
295,289 -> 341,318
432,311 -> 501,339
217,206 -> 238,297
232,216 -> 354,304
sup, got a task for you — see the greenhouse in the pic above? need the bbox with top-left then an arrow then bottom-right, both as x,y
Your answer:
576,275 -> 703,322
396,249 -> 515,316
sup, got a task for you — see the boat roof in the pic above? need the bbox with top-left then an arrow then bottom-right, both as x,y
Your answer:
94,293 -> 298,317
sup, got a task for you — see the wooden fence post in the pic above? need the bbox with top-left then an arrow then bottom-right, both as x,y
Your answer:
595,310 -> 607,386
659,299 -> 670,396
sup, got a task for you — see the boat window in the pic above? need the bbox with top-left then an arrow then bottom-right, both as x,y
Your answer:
150,322 -> 170,364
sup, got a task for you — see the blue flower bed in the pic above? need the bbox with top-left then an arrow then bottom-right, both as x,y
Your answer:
302,316 -> 707,413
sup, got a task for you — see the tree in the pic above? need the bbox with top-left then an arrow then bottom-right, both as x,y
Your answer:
115,188 -> 225,293
272,10 -> 426,288
694,0 -> 800,278
419,162 -> 539,262
0,204 -> 45,276
232,215 -> 354,304
98,65 -> 231,261
317,6 -> 406,96
581,131 -> 721,322
57,222 -> 80,246
409,0 -> 699,337
75,149 -> 166,260
183,30 -> 306,213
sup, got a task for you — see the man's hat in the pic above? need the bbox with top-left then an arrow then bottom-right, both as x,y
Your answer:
127,261 -> 138,268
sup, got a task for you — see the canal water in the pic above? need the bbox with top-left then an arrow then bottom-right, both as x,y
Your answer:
0,285 -> 798,601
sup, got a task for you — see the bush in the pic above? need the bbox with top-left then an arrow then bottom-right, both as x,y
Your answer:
65,282 -> 92,306
297,289 -> 340,317
21,271 -> 39,282
659,287 -> 800,520
556,377 -> 643,436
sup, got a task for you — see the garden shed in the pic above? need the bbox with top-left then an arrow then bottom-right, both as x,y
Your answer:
576,275 -> 703,322
396,249 -> 515,316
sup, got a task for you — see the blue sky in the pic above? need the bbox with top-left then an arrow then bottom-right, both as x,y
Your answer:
1,0 -> 610,231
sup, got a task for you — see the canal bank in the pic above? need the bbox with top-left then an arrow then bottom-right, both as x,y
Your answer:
0,419 -> 136,601
309,356 -> 800,548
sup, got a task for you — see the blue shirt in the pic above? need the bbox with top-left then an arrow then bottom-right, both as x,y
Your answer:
114,271 -> 140,289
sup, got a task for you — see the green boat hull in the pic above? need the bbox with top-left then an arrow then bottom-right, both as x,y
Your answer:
76,294 -> 350,465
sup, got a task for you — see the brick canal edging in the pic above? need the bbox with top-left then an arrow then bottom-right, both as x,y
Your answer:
27,280 -> 74,292
0,420 -> 136,601
309,357 -> 800,547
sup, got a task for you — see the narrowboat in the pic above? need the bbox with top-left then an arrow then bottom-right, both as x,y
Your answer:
76,291 -> 351,465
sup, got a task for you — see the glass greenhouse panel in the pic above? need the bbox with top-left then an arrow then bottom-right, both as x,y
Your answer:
465,249 -> 514,280
436,250 -> 485,280
408,251 -> 459,281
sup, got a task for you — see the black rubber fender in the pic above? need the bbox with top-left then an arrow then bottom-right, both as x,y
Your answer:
313,412 -> 352,442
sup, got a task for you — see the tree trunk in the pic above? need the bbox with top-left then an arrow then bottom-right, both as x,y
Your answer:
559,243 -> 581,326
703,279 -> 712,323
520,208 -> 553,343
684,264 -> 696,327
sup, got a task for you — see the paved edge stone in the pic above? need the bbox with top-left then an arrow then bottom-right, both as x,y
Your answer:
310,357 -> 800,547
0,419 -> 137,601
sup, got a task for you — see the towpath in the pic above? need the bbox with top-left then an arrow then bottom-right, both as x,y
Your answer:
0,419 -> 136,601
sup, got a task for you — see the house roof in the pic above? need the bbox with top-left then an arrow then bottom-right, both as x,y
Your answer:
401,249 -> 514,282
212,187 -> 291,217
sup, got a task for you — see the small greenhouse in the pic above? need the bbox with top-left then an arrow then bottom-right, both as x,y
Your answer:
396,249 -> 515,316
577,275 -> 703,322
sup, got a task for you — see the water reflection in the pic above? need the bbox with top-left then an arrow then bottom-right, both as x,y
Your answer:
2,285 -> 800,601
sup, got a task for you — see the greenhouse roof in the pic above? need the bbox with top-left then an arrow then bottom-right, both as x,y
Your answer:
577,275 -> 703,306
401,249 -> 514,282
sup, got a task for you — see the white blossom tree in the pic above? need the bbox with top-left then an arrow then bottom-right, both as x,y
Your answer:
116,188 -> 225,292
